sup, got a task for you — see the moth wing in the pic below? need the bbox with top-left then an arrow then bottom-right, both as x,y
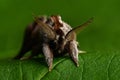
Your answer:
65,17 -> 94,41
34,17 -> 56,40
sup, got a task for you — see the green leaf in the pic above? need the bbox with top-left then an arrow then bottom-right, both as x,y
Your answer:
0,51 -> 120,80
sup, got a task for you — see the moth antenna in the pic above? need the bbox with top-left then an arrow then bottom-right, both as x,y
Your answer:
32,13 -> 38,21
65,17 -> 94,40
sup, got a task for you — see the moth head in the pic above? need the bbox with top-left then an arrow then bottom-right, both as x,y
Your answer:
50,15 -> 63,30
46,17 -> 55,27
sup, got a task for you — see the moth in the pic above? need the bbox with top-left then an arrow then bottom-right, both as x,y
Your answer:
14,15 -> 93,71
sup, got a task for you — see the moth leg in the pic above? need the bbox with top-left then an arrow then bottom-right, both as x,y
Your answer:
68,40 -> 79,67
14,24 -> 34,59
42,43 -> 53,71
79,50 -> 86,54
19,45 -> 40,60
77,43 -> 86,54
14,42 -> 32,59
29,45 -> 41,59
14,32 -> 33,59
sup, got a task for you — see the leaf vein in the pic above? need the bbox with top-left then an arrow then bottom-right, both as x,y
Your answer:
40,58 -> 66,80
107,54 -> 115,80
80,56 -> 84,80
19,61 -> 23,80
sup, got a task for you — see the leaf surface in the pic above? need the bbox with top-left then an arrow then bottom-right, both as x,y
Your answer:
0,51 -> 120,80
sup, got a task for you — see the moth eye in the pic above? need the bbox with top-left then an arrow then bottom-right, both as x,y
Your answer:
52,23 -> 55,26
46,18 -> 55,27
48,20 -> 55,27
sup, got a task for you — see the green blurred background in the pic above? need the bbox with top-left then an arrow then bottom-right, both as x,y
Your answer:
0,0 -> 120,59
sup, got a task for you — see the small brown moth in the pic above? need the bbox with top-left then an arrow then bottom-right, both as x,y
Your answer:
14,15 -> 93,71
